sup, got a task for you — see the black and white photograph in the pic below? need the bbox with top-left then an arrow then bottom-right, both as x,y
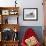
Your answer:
23,8 -> 38,21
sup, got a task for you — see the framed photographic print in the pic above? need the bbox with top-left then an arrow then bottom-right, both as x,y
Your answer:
23,8 -> 38,21
9,9 -> 18,15
2,10 -> 9,15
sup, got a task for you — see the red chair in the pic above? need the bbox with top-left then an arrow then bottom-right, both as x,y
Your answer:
21,28 -> 41,46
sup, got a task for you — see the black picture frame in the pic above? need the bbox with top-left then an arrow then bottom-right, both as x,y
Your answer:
23,8 -> 38,21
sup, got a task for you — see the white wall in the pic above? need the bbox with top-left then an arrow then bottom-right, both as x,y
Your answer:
0,0 -> 44,26
18,0 -> 44,26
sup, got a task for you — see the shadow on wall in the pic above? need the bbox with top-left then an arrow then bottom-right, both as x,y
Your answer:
18,26 -> 43,43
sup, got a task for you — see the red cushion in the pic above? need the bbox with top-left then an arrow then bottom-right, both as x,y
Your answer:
21,28 -> 41,46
